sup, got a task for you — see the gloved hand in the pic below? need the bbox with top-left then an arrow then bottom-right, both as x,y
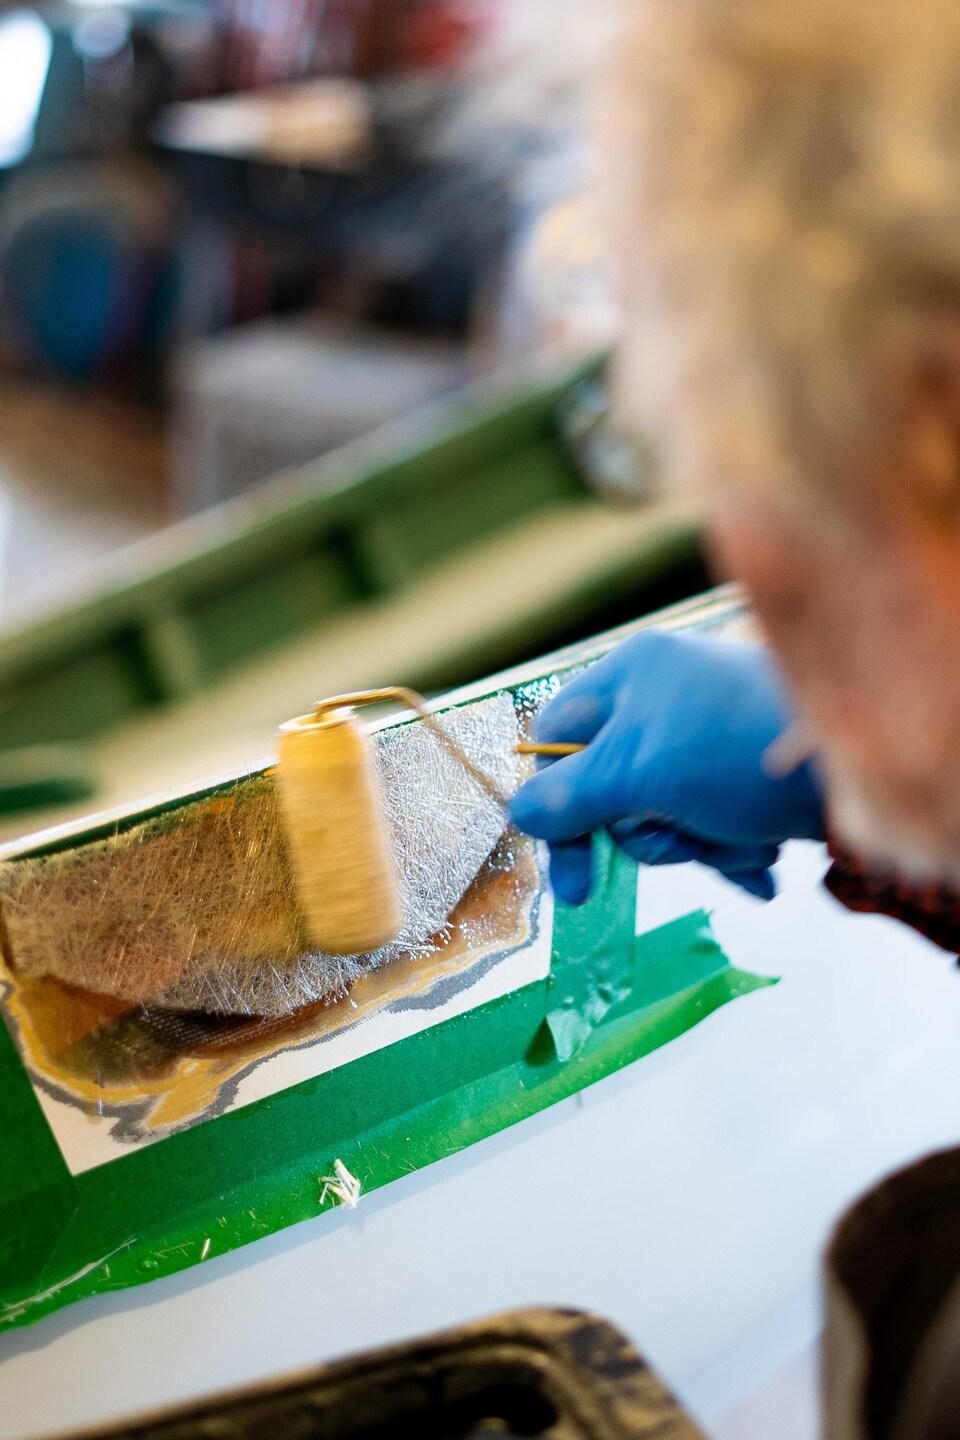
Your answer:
509,629 -> 824,904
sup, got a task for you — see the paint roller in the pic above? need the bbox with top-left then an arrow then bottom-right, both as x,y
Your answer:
275,688 -> 586,957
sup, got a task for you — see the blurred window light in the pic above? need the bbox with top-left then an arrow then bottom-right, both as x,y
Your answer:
0,9 -> 52,167
72,8 -> 131,60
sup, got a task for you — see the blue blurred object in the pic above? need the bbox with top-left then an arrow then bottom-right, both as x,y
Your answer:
0,3 -> 206,378
0,168 -> 180,378
509,629 -> 825,905
7,208 -> 127,376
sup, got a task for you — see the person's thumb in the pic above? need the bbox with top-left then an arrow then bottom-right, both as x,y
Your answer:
509,740 -> 628,842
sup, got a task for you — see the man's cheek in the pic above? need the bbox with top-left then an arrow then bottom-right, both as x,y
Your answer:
710,494 -> 960,869
708,502 -> 912,798
706,496 -> 845,692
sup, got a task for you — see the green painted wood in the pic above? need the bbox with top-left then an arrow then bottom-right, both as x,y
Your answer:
0,746 -> 96,814
353,438 -> 584,587
188,546 -> 354,678
137,612 -> 205,702
0,359 -> 604,750
411,515 -> 704,693
0,640 -> 158,748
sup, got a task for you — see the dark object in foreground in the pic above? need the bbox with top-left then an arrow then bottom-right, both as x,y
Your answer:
825,1146 -> 960,1440
62,1308 -> 704,1440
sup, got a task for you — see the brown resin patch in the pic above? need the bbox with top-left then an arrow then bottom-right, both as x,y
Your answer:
0,829 -> 542,1135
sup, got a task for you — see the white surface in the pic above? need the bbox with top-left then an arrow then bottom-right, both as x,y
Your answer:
3,843 -> 960,1439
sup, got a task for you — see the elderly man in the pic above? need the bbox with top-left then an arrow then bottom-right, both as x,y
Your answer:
510,6 -> 960,1431
512,0 -> 960,946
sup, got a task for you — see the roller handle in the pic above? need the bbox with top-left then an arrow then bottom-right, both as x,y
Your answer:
514,741 -> 587,757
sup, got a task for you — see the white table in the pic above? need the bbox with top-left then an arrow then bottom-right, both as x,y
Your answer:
3,841 -> 960,1440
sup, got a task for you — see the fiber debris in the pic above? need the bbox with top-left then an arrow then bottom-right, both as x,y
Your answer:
319,1159 -> 361,1210
0,694 -> 520,1019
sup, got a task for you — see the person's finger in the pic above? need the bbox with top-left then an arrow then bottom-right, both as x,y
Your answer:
694,840 -> 781,875
721,868 -> 776,901
607,819 -> 780,879
509,734 -> 626,842
608,819 -> 700,866
612,822 -> 777,900
532,655 -> 622,746
548,837 -> 593,905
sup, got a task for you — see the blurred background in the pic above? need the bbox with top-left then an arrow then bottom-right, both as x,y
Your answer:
0,0 -> 706,833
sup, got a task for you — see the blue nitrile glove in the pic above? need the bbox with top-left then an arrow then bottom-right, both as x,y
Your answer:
509,629 -> 825,905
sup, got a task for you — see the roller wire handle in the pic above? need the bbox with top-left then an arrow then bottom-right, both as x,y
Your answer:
314,687 -> 514,808
317,691 -> 589,780
515,741 -> 587,757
